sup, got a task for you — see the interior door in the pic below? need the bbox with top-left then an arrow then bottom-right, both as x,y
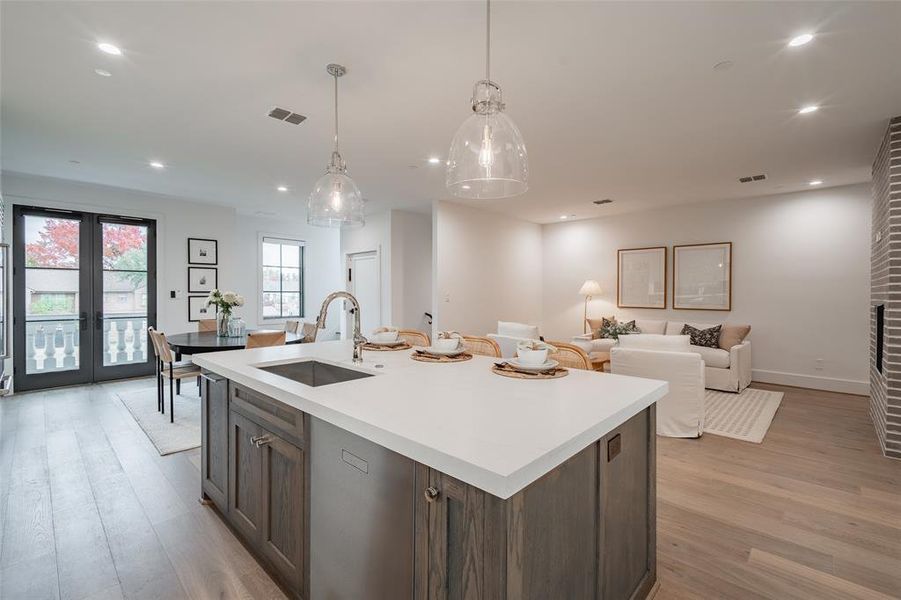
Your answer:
93,215 -> 156,381
13,207 -> 94,390
347,251 -> 380,336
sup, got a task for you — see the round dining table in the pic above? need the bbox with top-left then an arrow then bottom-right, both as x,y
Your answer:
166,330 -> 304,360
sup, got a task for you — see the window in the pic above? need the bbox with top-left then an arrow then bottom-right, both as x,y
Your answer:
260,236 -> 304,320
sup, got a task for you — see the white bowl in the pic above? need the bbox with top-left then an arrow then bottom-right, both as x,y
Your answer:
371,331 -> 399,343
517,347 -> 548,367
435,337 -> 461,351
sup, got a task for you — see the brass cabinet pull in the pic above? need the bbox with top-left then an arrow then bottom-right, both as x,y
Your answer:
424,486 -> 440,502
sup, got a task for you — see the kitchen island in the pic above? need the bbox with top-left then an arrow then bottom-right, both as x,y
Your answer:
193,340 -> 666,600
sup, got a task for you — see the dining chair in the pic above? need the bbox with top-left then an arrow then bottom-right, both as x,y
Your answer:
149,328 -> 202,422
284,320 -> 300,334
300,322 -> 318,343
246,330 -> 287,348
197,319 -> 217,332
545,341 -> 592,370
397,329 -> 430,347
462,335 -> 501,358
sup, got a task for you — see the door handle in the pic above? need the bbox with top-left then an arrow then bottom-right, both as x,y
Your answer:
95,311 -> 103,330
79,312 -> 88,331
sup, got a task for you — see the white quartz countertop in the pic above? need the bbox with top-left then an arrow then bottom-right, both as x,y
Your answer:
193,340 -> 667,499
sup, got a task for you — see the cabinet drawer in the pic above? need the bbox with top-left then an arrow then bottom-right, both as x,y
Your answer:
230,382 -> 304,447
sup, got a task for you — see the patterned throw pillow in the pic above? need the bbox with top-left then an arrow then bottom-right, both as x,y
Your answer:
601,320 -> 640,340
681,324 -> 722,348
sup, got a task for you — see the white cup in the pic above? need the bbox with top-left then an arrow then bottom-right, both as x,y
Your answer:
371,330 -> 399,343
517,347 -> 548,366
435,337 -> 461,351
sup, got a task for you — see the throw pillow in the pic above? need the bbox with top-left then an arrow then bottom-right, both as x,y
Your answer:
587,316 -> 615,339
682,324 -> 721,348
600,320 -> 640,340
718,324 -> 751,350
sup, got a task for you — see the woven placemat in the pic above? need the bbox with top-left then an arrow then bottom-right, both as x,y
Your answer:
411,351 -> 473,363
362,341 -> 412,351
491,363 -> 569,379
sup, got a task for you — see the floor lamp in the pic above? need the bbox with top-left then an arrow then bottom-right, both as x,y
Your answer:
579,280 -> 603,333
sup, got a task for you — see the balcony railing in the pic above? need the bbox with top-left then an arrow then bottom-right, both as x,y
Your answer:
25,313 -> 149,374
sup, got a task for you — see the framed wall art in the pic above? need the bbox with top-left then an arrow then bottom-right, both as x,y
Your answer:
673,242 -> 732,311
188,266 -> 217,293
617,247 -> 667,309
188,237 -> 218,265
188,295 -> 216,322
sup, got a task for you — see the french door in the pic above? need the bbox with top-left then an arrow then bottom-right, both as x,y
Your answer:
12,206 -> 157,391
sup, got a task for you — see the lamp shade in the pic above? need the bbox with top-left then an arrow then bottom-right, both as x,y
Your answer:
579,280 -> 602,296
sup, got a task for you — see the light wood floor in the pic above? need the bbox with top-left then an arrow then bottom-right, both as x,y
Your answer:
0,380 -> 898,599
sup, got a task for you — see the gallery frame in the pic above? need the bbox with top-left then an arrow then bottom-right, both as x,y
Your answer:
673,242 -> 732,311
617,246 -> 667,309
188,266 -> 218,293
188,295 -> 216,322
188,237 -> 218,265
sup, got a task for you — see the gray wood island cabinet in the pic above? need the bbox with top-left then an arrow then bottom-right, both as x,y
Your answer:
199,369 -> 657,600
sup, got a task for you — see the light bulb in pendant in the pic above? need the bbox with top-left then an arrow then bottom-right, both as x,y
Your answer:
478,123 -> 494,170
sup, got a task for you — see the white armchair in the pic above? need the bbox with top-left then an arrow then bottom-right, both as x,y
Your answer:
487,321 -> 541,358
611,335 -> 705,438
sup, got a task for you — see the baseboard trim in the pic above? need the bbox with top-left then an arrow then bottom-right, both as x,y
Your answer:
752,369 -> 868,396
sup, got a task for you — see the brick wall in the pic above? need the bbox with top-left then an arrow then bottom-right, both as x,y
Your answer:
871,116 -> 901,459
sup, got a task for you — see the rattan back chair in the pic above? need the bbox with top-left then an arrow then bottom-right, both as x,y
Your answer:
197,319 -> 217,332
546,341 -> 592,370
397,329 -> 430,347
300,322 -> 318,343
462,335 -> 501,358
283,320 -> 300,333
246,330 -> 287,349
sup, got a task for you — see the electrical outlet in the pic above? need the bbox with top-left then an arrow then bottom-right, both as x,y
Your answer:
815,358 -> 824,371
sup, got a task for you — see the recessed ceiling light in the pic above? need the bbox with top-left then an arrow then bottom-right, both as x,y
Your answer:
428,157 -> 441,165
149,161 -> 165,169
809,180 -> 823,186
559,215 -> 568,220
461,184 -> 471,190
277,185 -> 288,192
94,68 -> 112,77
798,105 -> 819,115
788,33 -> 814,47
97,42 -> 122,56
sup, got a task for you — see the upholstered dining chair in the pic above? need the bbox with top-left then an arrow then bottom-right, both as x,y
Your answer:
148,328 -> 202,423
545,341 -> 592,370
397,329 -> 430,347
197,319 -> 217,332
300,322 -> 318,343
246,330 -> 287,348
283,320 -> 300,333
462,335 -> 501,358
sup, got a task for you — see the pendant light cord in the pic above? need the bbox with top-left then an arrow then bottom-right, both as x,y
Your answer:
485,0 -> 491,81
333,73 -> 340,153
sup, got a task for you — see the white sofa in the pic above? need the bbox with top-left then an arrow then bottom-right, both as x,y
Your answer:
573,318 -> 751,393
611,334 -> 705,438
487,321 -> 541,358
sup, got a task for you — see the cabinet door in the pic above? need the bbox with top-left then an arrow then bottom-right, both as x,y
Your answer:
228,410 -> 263,543
201,372 -> 229,510
417,468 -> 488,600
260,431 -> 305,593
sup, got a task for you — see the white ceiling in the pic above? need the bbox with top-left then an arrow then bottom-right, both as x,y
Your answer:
2,1 -> 899,223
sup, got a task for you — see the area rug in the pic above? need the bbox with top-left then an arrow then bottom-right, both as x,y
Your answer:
117,385 -> 201,455
704,387 -> 783,443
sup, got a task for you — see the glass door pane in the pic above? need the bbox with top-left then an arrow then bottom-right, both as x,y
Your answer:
22,215 -> 83,375
98,221 -> 150,368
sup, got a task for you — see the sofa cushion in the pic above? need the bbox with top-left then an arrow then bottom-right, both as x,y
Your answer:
586,316 -> 616,339
690,344 -> 730,368
618,334 -> 691,351
666,321 -> 719,335
719,324 -> 751,350
635,319 -> 667,334
497,321 -> 540,340
682,324 -> 722,348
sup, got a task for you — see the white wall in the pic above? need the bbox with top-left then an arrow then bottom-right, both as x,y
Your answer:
0,171 -> 343,344
542,184 -> 872,394
390,210 -> 432,332
433,201 -> 543,337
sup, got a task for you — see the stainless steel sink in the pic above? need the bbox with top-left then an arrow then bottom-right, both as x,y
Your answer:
256,360 -> 373,387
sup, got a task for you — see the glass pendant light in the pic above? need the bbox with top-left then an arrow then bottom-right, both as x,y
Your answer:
308,63 -> 365,228
447,0 -> 528,199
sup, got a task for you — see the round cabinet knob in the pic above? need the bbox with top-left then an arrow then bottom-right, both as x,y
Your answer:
424,486 -> 440,503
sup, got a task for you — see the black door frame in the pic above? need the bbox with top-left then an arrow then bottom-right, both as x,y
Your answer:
12,205 -> 157,391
